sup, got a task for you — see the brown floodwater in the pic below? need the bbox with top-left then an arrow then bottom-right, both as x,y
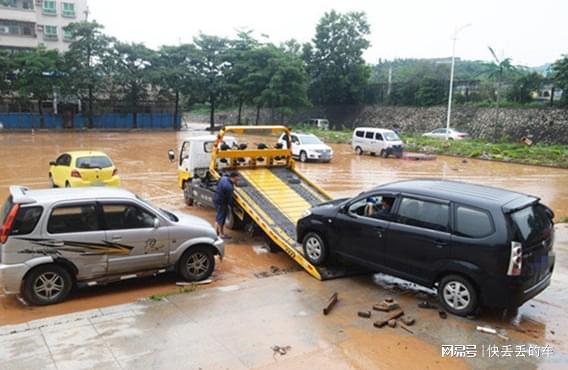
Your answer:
1,129 -> 568,328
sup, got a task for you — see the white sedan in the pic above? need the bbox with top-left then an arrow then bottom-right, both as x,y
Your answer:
278,133 -> 333,162
423,128 -> 470,140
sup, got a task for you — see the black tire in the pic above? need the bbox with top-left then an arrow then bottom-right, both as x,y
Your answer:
438,274 -> 478,316
23,264 -> 73,305
183,181 -> 194,206
299,151 -> 308,162
302,232 -> 327,266
49,174 -> 57,188
380,149 -> 388,158
178,246 -> 215,281
355,146 -> 363,155
225,205 -> 243,230
65,181 -> 71,188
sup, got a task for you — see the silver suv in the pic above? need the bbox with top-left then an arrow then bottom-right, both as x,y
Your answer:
0,186 -> 224,305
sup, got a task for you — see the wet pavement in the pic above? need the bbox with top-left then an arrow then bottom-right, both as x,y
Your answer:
1,128 -> 568,368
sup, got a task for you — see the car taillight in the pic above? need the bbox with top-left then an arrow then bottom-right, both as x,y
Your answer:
507,241 -> 523,276
0,204 -> 20,244
71,170 -> 82,178
112,168 -> 118,176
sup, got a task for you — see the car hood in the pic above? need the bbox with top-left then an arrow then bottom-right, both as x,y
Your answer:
172,211 -> 215,233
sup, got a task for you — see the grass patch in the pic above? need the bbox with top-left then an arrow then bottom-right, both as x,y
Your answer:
148,285 -> 196,301
402,136 -> 568,168
288,125 -> 352,143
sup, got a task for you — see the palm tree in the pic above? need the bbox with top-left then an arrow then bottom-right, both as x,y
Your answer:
486,47 -> 517,141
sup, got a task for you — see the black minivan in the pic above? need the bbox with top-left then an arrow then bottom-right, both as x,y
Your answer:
297,180 -> 555,316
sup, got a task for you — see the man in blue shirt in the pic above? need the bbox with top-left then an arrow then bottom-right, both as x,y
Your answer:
213,172 -> 239,239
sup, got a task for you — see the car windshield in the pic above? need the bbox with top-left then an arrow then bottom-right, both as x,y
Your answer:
76,156 -> 113,169
300,135 -> 323,145
511,204 -> 552,242
135,195 -> 178,222
384,132 -> 400,141
1,196 -> 13,224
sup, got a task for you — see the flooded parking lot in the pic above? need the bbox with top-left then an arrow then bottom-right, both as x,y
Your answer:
1,129 -> 567,368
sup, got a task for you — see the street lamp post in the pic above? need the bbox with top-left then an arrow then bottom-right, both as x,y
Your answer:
445,24 -> 471,140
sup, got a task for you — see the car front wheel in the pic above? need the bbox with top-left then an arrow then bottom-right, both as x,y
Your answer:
299,151 -> 308,162
438,274 -> 478,316
179,246 -> 215,281
302,232 -> 327,265
23,264 -> 73,305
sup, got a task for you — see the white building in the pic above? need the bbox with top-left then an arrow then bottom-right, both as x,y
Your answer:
0,0 -> 88,52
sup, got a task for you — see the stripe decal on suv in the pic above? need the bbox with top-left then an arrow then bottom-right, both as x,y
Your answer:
15,238 -> 134,256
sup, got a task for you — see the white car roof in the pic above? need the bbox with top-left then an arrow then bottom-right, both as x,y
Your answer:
9,186 -> 137,205
354,127 -> 395,133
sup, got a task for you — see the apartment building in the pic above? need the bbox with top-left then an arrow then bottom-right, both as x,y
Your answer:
0,0 -> 88,52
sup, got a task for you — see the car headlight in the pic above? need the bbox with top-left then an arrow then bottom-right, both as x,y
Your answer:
301,209 -> 312,218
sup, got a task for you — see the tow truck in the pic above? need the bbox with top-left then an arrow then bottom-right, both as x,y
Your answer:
169,125 -> 366,280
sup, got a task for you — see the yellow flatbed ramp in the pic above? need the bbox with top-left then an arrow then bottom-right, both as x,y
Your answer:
233,167 -> 370,280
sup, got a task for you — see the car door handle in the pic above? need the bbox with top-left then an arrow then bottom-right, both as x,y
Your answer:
375,226 -> 385,238
434,240 -> 447,248
111,235 -> 122,241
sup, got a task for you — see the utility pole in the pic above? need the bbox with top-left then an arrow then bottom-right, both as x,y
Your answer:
445,24 -> 471,140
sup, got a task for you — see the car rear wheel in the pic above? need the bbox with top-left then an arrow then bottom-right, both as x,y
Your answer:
179,246 -> 215,281
302,232 -> 327,266
355,146 -> 363,155
23,264 -> 73,305
438,274 -> 478,316
183,181 -> 194,206
299,151 -> 308,162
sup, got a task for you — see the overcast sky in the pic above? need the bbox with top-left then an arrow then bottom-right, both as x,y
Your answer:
89,0 -> 567,67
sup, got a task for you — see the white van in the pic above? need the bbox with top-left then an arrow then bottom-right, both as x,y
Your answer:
352,127 -> 404,158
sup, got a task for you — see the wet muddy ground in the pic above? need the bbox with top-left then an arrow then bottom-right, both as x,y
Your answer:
1,128 -> 567,368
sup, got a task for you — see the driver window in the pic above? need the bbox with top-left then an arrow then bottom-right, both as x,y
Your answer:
291,135 -> 300,145
348,195 -> 396,219
180,142 -> 190,165
375,133 -> 384,141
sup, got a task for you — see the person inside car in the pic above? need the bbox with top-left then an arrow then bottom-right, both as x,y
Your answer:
372,197 -> 394,219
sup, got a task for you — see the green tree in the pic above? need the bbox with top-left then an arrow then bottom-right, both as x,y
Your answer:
63,21 -> 113,128
508,72 -> 543,103
307,10 -> 371,105
0,50 -> 14,96
109,42 -> 156,128
485,47 -> 518,140
153,44 -> 200,129
14,47 -> 63,128
552,55 -> 568,106
225,31 -> 259,124
258,48 -> 310,122
192,34 -> 230,130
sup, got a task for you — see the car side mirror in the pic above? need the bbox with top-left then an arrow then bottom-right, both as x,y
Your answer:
153,218 -> 160,228
49,161 -> 56,166
167,149 -> 175,162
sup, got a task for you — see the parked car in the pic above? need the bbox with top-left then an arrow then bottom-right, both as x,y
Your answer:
423,128 -> 470,140
302,118 -> 330,130
278,133 -> 333,162
352,127 -> 403,158
49,151 -> 121,188
297,179 -> 555,316
0,186 -> 224,305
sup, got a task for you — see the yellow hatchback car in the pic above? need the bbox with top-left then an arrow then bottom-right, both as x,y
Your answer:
49,151 -> 121,188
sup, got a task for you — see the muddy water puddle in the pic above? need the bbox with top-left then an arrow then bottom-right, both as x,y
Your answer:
1,130 -> 568,332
